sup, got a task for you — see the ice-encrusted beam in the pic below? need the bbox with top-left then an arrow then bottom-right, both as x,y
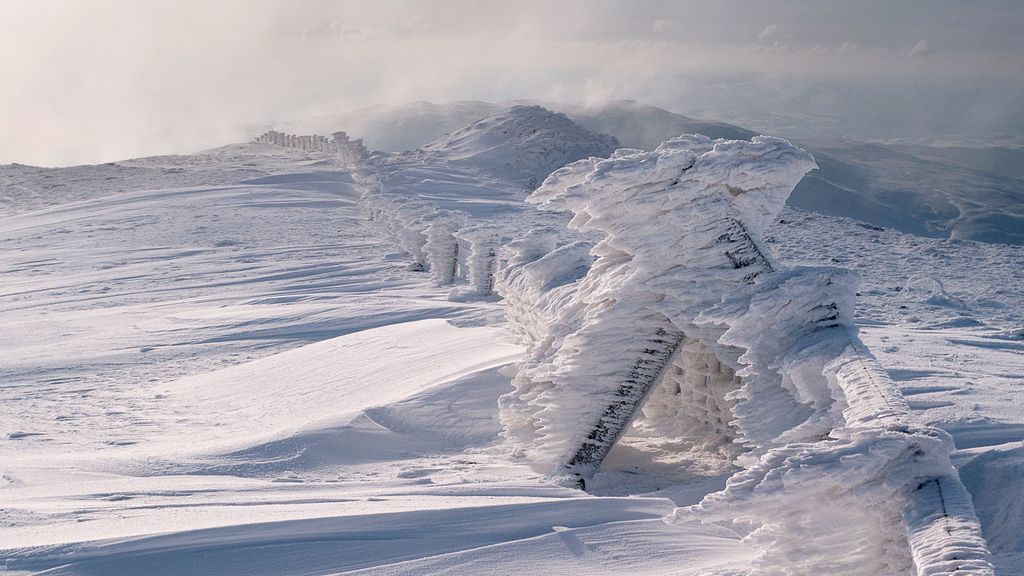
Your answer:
564,325 -> 685,484
905,477 -> 994,576
716,218 -> 775,282
694,268 -> 994,575
501,133 -> 992,574
455,224 -> 503,298
500,135 -> 816,481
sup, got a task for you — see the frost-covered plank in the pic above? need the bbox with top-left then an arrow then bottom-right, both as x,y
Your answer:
502,132 -> 993,573
455,224 -> 503,298
564,325 -> 685,483
500,135 -> 815,479
905,477 -> 995,576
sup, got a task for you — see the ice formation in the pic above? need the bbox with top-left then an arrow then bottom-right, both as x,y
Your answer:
254,130 -> 369,163
363,184 -> 502,296
454,224 -> 504,298
499,135 -> 814,473
424,209 -> 470,286
364,193 -> 437,271
498,134 -> 993,575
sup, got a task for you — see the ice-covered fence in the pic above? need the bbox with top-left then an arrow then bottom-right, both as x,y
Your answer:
255,131 -> 331,151
499,134 -> 993,576
331,131 -> 370,165
499,135 -> 810,477
689,268 -> 993,575
424,210 -> 470,286
364,193 -> 435,271
254,130 -> 369,163
454,224 -> 504,298
363,187 -> 492,291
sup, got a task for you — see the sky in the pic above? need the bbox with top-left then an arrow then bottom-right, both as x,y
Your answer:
2,0 -> 1023,166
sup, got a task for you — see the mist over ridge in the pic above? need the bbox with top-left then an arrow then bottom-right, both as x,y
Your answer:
3,0 -> 1023,166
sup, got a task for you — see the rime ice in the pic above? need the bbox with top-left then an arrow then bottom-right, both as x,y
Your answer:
498,134 -> 993,575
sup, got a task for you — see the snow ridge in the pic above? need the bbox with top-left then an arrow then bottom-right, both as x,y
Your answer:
407,105 -> 619,188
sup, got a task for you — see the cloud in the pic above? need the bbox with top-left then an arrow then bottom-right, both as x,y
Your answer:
1,0 -> 1021,165
907,39 -> 933,56
757,24 -> 778,41
837,41 -> 860,54
652,19 -> 685,34
301,22 -> 373,41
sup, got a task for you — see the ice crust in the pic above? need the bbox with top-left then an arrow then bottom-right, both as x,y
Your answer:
498,134 -> 994,575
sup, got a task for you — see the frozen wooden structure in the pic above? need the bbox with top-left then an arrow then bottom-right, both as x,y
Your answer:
254,130 -> 369,164
498,135 -> 993,576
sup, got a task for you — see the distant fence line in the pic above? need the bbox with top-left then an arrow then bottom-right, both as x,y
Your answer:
254,130 -> 369,164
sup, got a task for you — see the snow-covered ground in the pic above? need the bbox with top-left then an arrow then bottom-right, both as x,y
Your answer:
2,106 -> 1022,575
290,99 -> 1024,245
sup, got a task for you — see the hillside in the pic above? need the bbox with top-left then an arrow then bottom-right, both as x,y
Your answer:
403,105 -> 619,189
285,99 -> 754,154
279,99 -> 1024,245
1,110 -> 1022,575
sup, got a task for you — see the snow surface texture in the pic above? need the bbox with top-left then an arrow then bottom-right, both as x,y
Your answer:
499,134 -> 993,574
401,105 -> 619,190
2,104 -> 1022,575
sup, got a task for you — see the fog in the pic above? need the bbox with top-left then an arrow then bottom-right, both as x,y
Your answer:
3,0 -> 1022,166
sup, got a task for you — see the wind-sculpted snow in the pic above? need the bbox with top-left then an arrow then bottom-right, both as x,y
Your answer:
500,135 -> 815,475
453,224 -> 504,298
499,134 -> 994,574
424,209 -> 470,286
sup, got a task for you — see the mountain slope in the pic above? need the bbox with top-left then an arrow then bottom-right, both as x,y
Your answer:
554,100 -> 757,149
403,105 -> 619,188
287,99 -> 752,153
792,140 -> 1024,244
285,99 -> 1024,244
1,124 -> 1022,574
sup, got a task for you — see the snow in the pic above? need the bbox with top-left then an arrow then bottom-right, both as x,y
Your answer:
498,135 -> 817,475
279,99 -> 1024,245
1,137 -> 753,576
2,105 -> 1022,575
498,131 -> 1004,574
404,105 -> 619,189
